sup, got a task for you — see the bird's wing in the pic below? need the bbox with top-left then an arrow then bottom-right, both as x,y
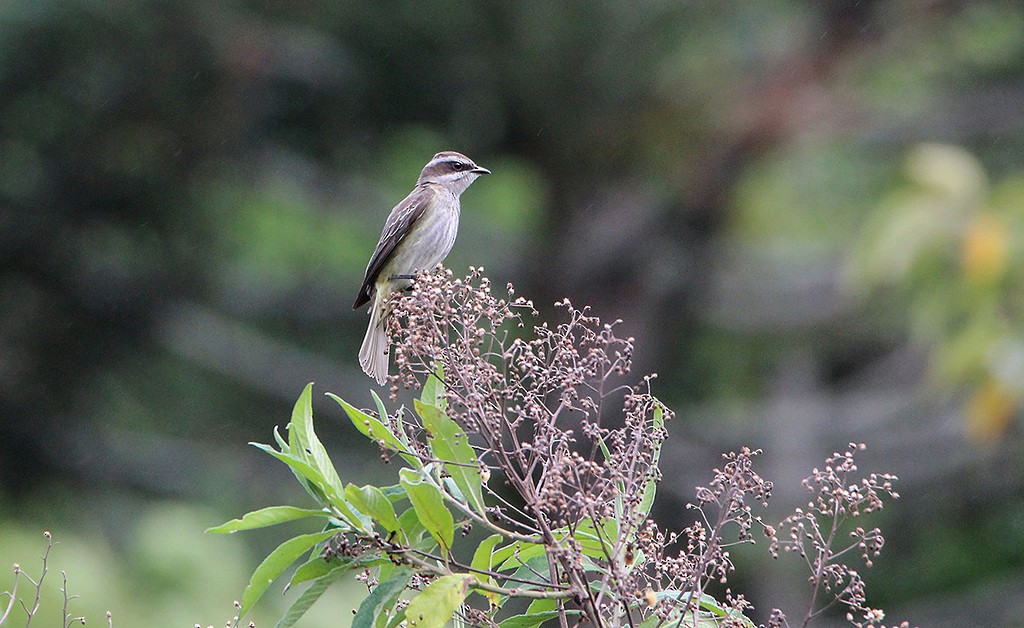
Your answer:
353,185 -> 435,309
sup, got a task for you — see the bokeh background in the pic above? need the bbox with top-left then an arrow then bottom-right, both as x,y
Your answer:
3,0 -> 1024,625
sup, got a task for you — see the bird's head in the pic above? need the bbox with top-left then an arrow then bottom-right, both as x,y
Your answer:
417,151 -> 490,194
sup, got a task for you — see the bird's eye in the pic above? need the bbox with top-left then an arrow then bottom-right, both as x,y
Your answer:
451,162 -> 466,171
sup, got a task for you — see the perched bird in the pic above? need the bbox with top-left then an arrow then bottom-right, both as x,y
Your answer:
354,151 -> 490,384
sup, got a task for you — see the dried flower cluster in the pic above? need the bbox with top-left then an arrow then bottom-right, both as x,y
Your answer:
636,447 -> 772,625
387,267 -> 671,624
312,267 -> 908,627
768,443 -> 901,628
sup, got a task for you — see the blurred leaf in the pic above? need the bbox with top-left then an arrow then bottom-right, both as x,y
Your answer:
966,377 -> 1018,442
572,517 -> 619,562
207,506 -> 327,534
470,534 -> 504,575
351,569 -> 412,628
241,530 -> 339,616
399,468 -> 454,551
961,213 -> 1008,284
402,574 -> 474,628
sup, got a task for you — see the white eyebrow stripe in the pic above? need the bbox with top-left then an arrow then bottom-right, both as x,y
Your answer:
425,157 -> 457,170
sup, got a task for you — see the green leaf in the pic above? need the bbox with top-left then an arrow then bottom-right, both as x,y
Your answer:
636,591 -> 756,628
329,393 -> 405,452
289,384 -> 344,494
207,506 -> 327,534
273,425 -> 290,452
470,534 -> 503,605
241,530 -> 339,616
351,569 -> 412,628
383,606 -> 407,628
421,366 -> 447,410
276,564 -> 350,628
500,610 -> 574,628
403,574 -> 474,628
505,555 -> 551,587
414,399 -> 486,515
470,534 -> 504,575
288,556 -> 356,589
525,598 -> 557,614
637,403 -> 665,520
399,468 -> 454,551
346,484 -> 400,533
250,444 -> 369,532
251,443 -> 329,499
397,508 -> 426,544
496,541 -> 547,572
572,517 -> 619,561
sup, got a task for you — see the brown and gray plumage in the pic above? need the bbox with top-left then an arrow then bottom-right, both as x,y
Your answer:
354,151 -> 490,384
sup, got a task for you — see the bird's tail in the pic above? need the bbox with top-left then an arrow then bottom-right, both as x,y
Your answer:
359,293 -> 389,385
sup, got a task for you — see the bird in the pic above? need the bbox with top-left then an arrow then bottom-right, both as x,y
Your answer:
354,151 -> 490,384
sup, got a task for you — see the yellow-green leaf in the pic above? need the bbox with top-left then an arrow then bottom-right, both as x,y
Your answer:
415,399 -> 486,515
403,574 -> 474,628
399,468 -> 454,551
207,506 -> 326,534
346,484 -> 400,533
241,530 -> 339,616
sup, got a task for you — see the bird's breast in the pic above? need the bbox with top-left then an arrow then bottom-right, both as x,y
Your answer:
380,194 -> 460,284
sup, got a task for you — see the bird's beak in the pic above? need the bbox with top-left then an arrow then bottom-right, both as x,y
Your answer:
470,166 -> 491,175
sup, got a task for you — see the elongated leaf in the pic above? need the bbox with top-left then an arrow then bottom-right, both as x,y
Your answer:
399,468 -> 454,551
525,598 -> 557,614
421,367 -> 446,410
496,541 -> 547,572
470,534 -> 503,605
329,394 -> 404,452
506,555 -> 551,587
289,554 -> 387,591
207,506 -> 326,534
289,384 -> 344,495
346,484 -> 400,533
384,606 -> 407,628
351,569 -> 412,628
241,530 -> 339,616
370,389 -> 392,431
637,403 -> 665,520
251,443 -> 330,502
273,425 -> 290,452
403,574 -> 474,628
289,556 -> 350,589
415,399 -> 486,515
636,591 -> 756,628
572,517 -> 619,560
397,507 -> 426,544
500,610 -> 577,628
470,534 -> 504,575
250,444 -> 368,532
276,564 -> 350,628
